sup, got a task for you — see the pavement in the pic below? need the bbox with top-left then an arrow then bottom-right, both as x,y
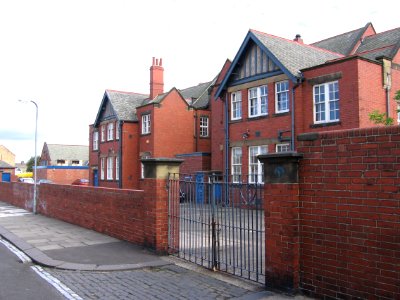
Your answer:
0,201 -> 309,299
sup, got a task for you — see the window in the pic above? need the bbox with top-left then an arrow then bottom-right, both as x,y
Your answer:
107,157 -> 113,180
115,123 -> 120,140
231,91 -> 242,120
93,131 -> 99,150
71,160 -> 80,165
115,157 -> 119,181
101,125 -> 106,142
142,114 -> 151,134
100,158 -> 105,180
200,116 -> 209,137
107,123 -> 114,141
231,147 -> 242,183
56,159 -> 66,166
276,143 -> 290,153
249,145 -> 268,184
275,81 -> 289,113
313,81 -> 340,123
397,103 -> 400,123
249,86 -> 268,117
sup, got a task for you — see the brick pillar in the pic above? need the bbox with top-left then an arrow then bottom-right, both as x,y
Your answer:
258,152 -> 302,293
140,158 -> 183,253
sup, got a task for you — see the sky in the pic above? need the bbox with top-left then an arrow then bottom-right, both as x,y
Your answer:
0,0 -> 399,163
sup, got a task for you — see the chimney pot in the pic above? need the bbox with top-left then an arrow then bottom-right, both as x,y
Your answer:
294,34 -> 303,44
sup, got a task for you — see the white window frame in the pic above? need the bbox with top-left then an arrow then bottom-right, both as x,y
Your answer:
397,103 -> 400,123
231,91 -> 242,120
248,85 -> 268,117
276,143 -> 290,153
115,156 -> 119,181
101,125 -> 106,142
231,147 -> 242,183
142,114 -> 151,134
115,123 -> 120,140
107,123 -> 114,141
275,81 -> 289,113
100,158 -> 105,180
107,157 -> 113,180
249,145 -> 268,184
199,116 -> 209,137
313,81 -> 340,124
93,131 -> 99,151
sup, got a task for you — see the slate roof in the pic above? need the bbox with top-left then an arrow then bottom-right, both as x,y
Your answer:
0,160 -> 14,169
355,27 -> 400,61
250,30 -> 343,79
106,90 -> 148,122
46,144 -> 89,163
139,80 -> 216,110
311,24 -> 369,56
181,79 -> 216,109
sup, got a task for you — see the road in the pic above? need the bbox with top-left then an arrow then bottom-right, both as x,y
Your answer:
0,240 -> 65,300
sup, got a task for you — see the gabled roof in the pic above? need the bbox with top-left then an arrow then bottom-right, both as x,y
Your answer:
45,144 -> 89,163
181,79 -> 216,109
0,160 -> 14,169
215,29 -> 342,98
355,27 -> 400,61
139,80 -> 216,110
94,90 -> 148,126
311,23 -> 373,56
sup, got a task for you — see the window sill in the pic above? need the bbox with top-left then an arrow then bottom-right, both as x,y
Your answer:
310,121 -> 341,128
199,136 -> 210,139
273,111 -> 290,117
247,115 -> 269,121
141,133 -> 151,136
229,119 -> 242,124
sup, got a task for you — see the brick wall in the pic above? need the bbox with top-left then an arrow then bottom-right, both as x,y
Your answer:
176,153 -> 211,174
297,126 -> 400,299
0,181 -> 171,253
36,167 -> 89,185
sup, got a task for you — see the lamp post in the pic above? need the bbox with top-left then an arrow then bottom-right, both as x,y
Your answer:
18,100 -> 38,214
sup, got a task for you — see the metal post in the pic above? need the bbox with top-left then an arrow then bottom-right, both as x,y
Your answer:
32,100 -> 38,214
18,100 -> 38,214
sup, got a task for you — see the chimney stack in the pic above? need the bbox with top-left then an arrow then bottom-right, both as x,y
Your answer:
294,34 -> 303,44
150,57 -> 164,99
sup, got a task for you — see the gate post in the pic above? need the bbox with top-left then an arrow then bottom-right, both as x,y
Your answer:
258,152 -> 302,293
140,158 -> 183,253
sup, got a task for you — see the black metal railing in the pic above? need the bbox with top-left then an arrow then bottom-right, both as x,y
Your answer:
168,173 -> 265,284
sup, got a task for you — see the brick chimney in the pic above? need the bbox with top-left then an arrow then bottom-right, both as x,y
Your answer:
150,57 -> 164,99
294,34 -> 303,44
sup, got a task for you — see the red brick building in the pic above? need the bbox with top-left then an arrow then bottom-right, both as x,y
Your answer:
89,58 -> 216,188
37,143 -> 89,185
213,22 -> 400,182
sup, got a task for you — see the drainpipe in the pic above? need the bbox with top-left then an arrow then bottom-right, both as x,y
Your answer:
224,93 -> 229,179
291,79 -> 301,151
118,120 -> 123,188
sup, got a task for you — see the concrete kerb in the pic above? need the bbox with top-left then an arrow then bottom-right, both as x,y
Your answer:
0,224 -> 172,271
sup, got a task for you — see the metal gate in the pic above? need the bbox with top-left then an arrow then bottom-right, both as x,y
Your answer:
168,173 -> 265,284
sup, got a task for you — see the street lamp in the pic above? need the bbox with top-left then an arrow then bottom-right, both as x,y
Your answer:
18,100 -> 38,214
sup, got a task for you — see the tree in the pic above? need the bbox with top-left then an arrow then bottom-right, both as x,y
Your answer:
368,89 -> 400,126
26,156 -> 41,172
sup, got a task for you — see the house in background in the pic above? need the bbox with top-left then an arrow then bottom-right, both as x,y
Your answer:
37,143 -> 89,184
212,22 -> 400,182
89,58 -> 217,189
0,145 -> 16,182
